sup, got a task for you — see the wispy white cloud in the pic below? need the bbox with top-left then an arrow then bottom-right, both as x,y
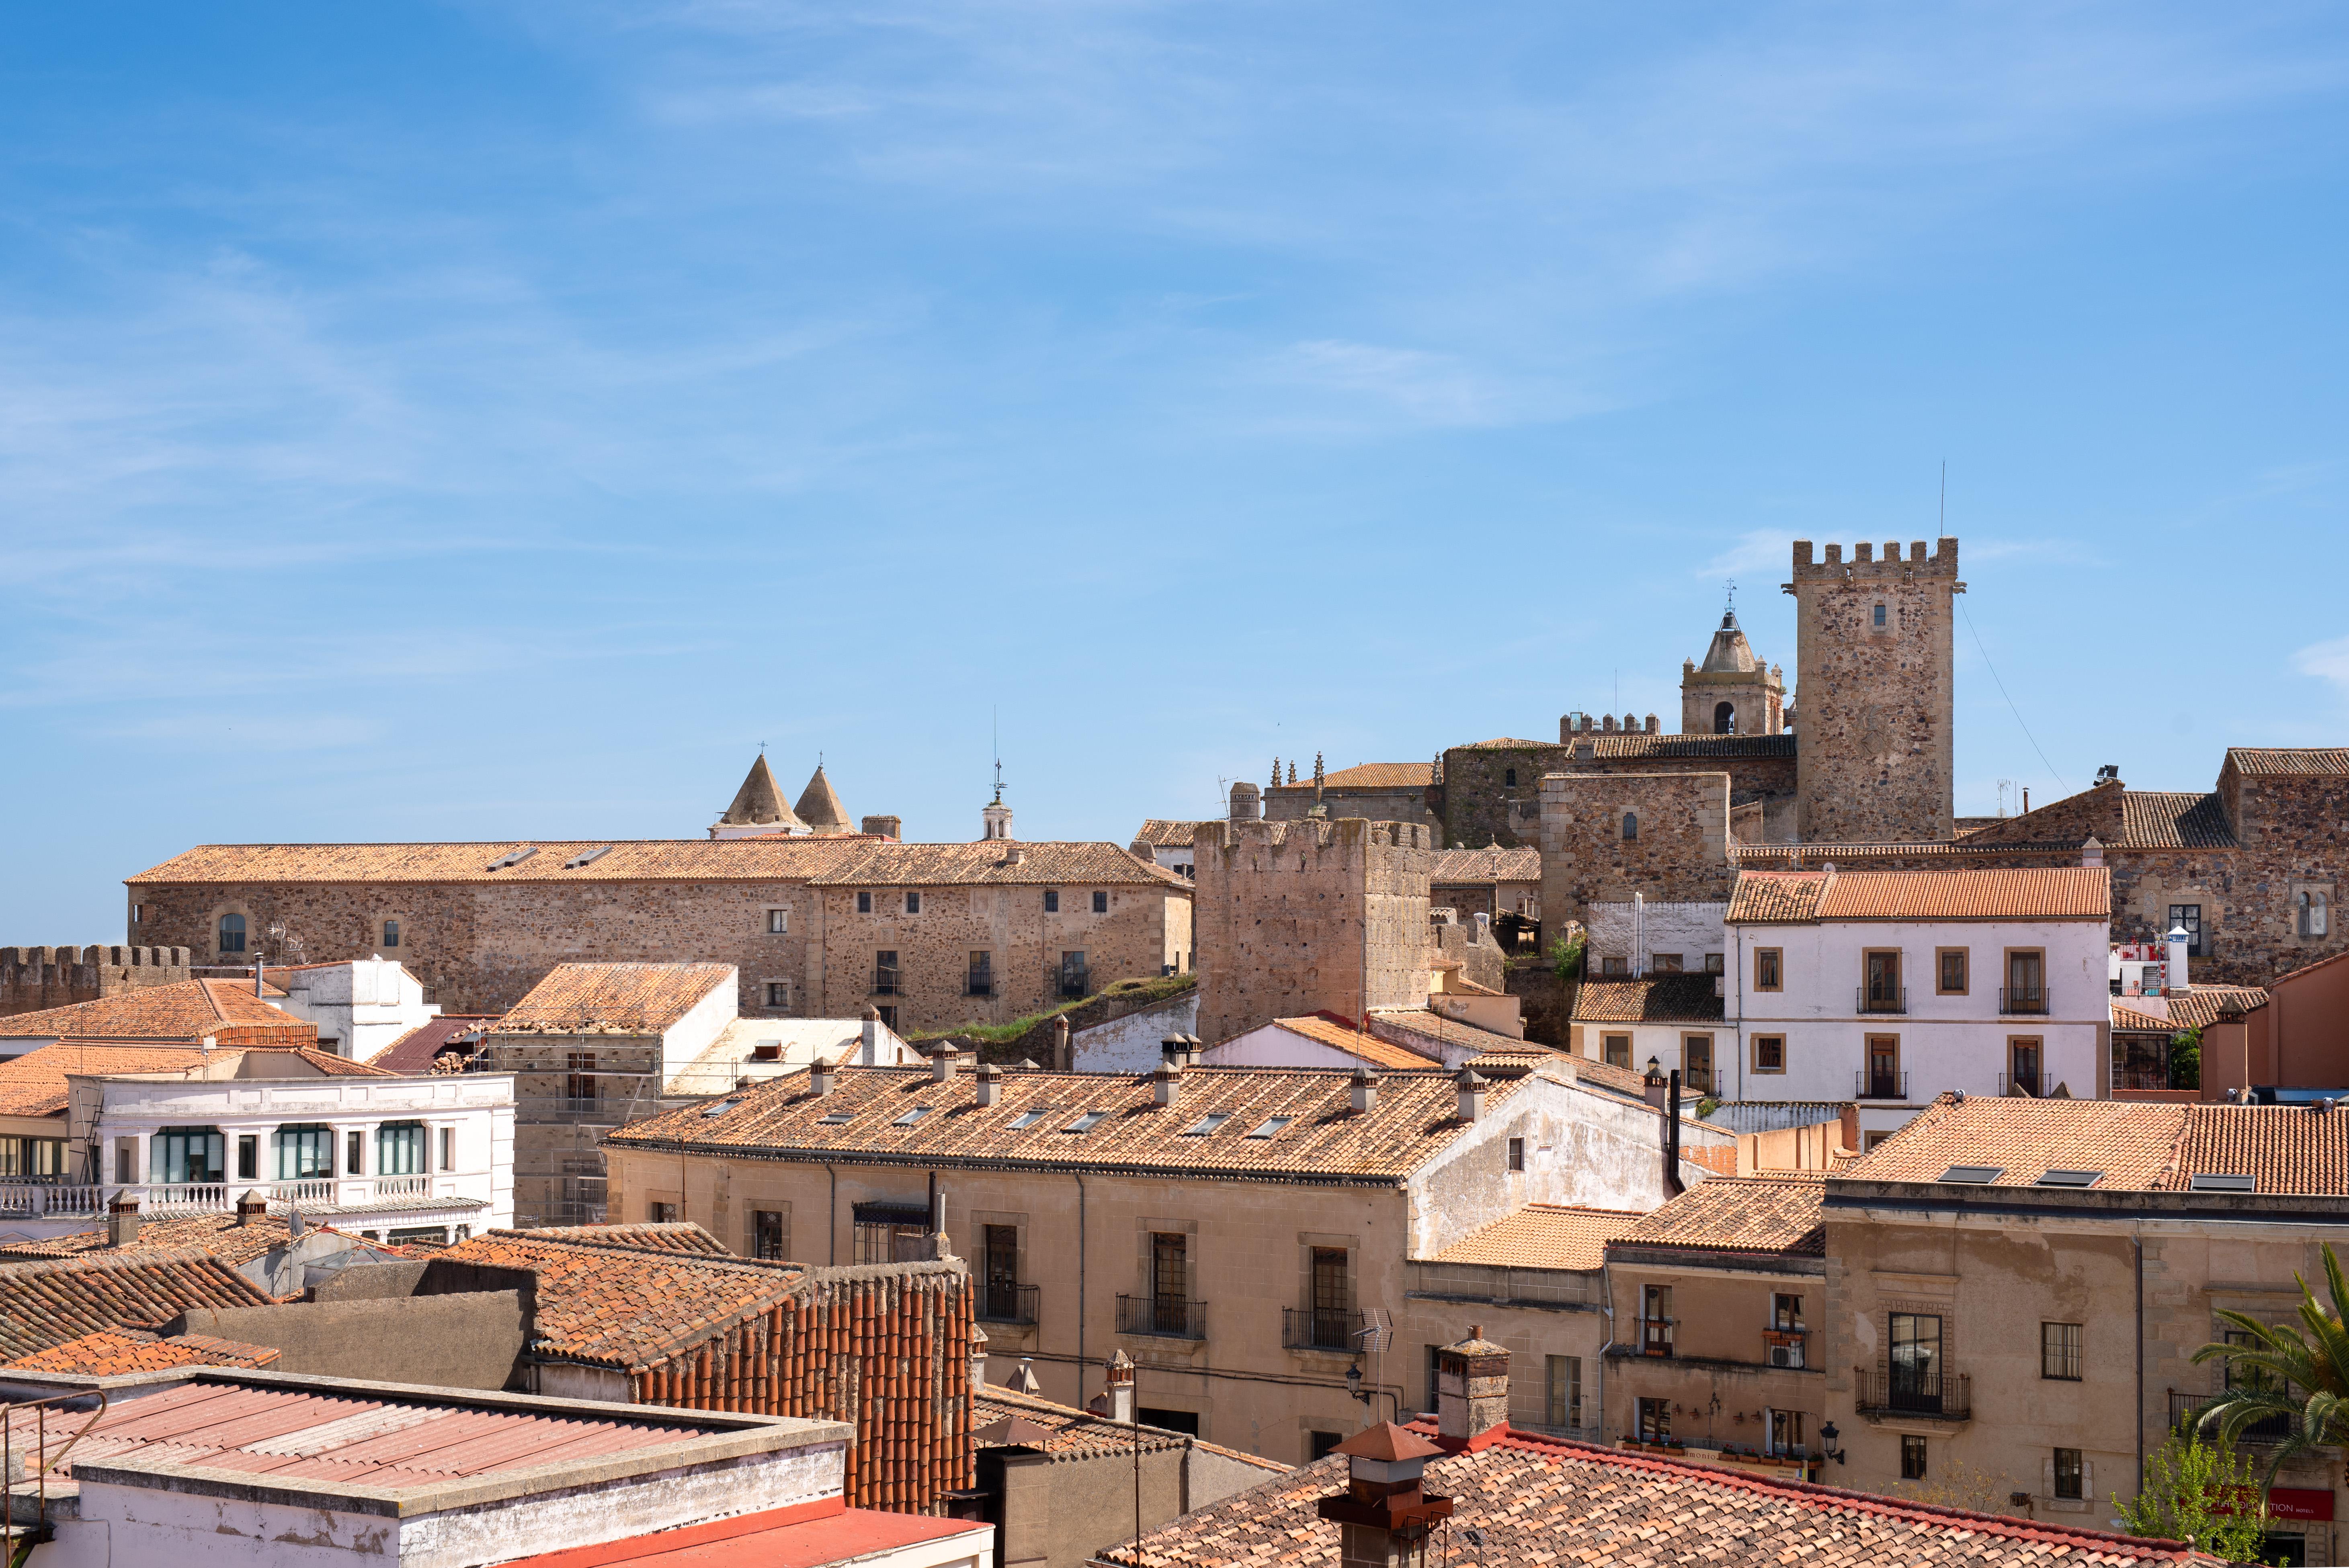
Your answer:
2293,635 -> 2349,693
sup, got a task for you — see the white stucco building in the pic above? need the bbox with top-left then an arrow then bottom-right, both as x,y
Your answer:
1723,865 -> 2111,1144
266,956 -> 440,1058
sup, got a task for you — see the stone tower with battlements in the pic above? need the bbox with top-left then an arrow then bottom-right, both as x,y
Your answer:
1787,536 -> 1961,843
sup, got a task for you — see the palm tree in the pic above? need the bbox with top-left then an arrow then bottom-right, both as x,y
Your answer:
2190,1240 -> 2349,1483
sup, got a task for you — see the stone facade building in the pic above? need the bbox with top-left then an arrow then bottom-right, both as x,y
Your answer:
1535,772 -> 1732,931
1,946 -> 191,1019
125,835 -> 1192,1032
1263,757 -> 1442,835
1679,609 -> 1787,739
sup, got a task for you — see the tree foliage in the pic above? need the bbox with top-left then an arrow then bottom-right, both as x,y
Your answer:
2112,1430 -> 2270,1563
2191,1241 -> 2349,1485
1549,931 -> 1585,983
2170,1026 -> 2203,1089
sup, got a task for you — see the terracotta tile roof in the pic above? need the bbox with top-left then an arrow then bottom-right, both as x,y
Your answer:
1269,763 -> 1434,791
971,1384 -> 1288,1471
0,1213 -> 301,1266
2165,987 -> 2270,1030
804,841 -> 1188,889
1614,1174 -> 1826,1257
1569,975 -> 1724,1025
1458,738 -> 1549,749
2165,1106 -> 2349,1195
1842,1096 -> 2189,1189
0,1042 -> 208,1117
1561,1052 -> 1655,1099
1369,1009 -> 1521,1054
0,978 -> 307,1042
1269,1016 -> 1440,1071
519,1222 -> 731,1255
436,1228 -> 806,1371
1431,1204 -> 1644,1271
129,837 -> 879,886
2119,791 -> 2236,850
1132,819 -> 1208,848
2227,748 -> 2349,776
6,1326 -> 281,1374
1578,734 -> 1796,760
606,1064 -> 1522,1182
1103,1422 -> 2218,1568
1428,847 -> 1541,884
0,1249 -> 282,1360
493,963 -> 736,1034
2111,1001 -> 2173,1032
367,1013 -> 495,1072
1728,867 -> 2110,922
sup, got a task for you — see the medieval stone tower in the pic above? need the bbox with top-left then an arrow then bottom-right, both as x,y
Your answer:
1788,536 -> 1960,843
1678,609 -> 1785,736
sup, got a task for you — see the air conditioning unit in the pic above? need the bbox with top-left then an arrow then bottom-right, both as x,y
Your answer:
1768,1343 -> 1805,1369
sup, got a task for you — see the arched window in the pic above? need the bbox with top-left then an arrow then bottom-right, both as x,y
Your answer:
1622,812 -> 1638,841
1714,701 -> 1736,734
382,918 -> 401,948
2300,891 -> 2330,938
217,912 -> 247,954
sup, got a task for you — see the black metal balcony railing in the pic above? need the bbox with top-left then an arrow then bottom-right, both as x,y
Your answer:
1857,986 -> 1908,1015
1638,1318 -> 1675,1357
1999,1071 -> 2053,1098
2001,986 -> 2049,1015
1283,1306 -> 1364,1352
872,968 -> 902,996
1683,1068 -> 1714,1095
1857,1368 -> 1971,1420
1058,968 -> 1091,1000
979,1281 -> 1039,1325
1117,1294 -> 1205,1339
1854,1070 -> 1908,1100
2170,1390 -> 2296,1445
966,979 -> 994,997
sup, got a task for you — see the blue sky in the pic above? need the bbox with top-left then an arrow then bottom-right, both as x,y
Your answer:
4,2 -> 2347,934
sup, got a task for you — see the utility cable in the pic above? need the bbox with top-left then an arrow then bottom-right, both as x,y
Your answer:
1957,594 -> 2067,796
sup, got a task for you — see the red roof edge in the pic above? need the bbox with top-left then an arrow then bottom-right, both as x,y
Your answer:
496,1496 -> 846,1568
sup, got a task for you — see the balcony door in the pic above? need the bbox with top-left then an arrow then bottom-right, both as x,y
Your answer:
1864,951 -> 1901,1011
1152,1231 -> 1190,1336
1310,1247 -> 1350,1349
1890,1313 -> 1943,1412
1865,1037 -> 1900,1100
1682,1036 -> 1714,1095
2009,1038 -> 2044,1097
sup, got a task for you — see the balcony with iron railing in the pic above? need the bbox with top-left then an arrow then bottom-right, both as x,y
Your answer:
1857,986 -> 1908,1015
966,978 -> 994,998
1116,1294 -> 1205,1339
1998,1071 -> 2053,1098
872,967 -> 903,996
978,1281 -> 1039,1325
1854,1070 -> 1909,1101
1856,1367 -> 1971,1421
1637,1317 -> 1675,1357
1283,1306 -> 1365,1353
1058,967 -> 1091,1000
2170,1390 -> 2296,1445
2001,986 -> 2049,1016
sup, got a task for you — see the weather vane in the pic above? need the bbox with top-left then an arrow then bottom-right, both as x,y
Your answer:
1725,579 -> 1737,613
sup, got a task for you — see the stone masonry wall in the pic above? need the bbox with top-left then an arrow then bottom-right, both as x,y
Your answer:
1443,743 -> 1794,852
1538,772 -> 1732,929
1789,537 -> 1957,843
1,945 -> 191,1018
1265,784 -> 1440,833
1192,817 -> 1435,1044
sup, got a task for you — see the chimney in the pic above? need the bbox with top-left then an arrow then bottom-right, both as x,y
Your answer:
1052,1016 -> 1072,1072
107,1195 -> 142,1249
1229,781 -> 1262,823
1351,1065 -> 1378,1114
970,1322 -> 990,1392
1100,1349 -> 1136,1423
2167,923 -> 2191,995
1154,1063 -> 1181,1108
1433,1326 -> 1510,1451
1642,1058 -> 1667,1109
1315,1423 -> 1453,1568
254,960 -> 265,997
235,1188 -> 268,1226
1009,1359 -> 1042,1396
811,1056 -> 838,1098
933,1045 -> 959,1084
861,1004 -> 885,1064
2082,834 -> 2105,869
1663,1069 -> 1684,1198
974,1061 -> 1001,1107
1454,1068 -> 1486,1123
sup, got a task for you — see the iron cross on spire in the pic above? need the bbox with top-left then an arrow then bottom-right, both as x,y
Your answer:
1725,579 -> 1736,613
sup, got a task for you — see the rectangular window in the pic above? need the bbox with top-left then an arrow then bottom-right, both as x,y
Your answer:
1682,1034 -> 1713,1094
2170,904 -> 2204,958
1092,890 -> 1109,914
857,890 -> 871,913
855,1217 -> 932,1263
1601,955 -> 1628,976
375,1122 -> 425,1176
382,919 -> 400,948
1937,948 -> 1969,994
1752,1034 -> 1785,1073
1044,890 -> 1060,913
2009,1037 -> 2044,1097
346,1130 -> 366,1176
1890,1313 -> 1944,1411
765,981 -> 789,1008
1059,950 -> 1088,998
874,950 -> 900,995
1636,1397 -> 1671,1445
1641,1283 -> 1673,1356
1703,952 -> 1724,974
1309,1247 -> 1350,1348
1901,1435 -> 1927,1480
1865,1036 -> 1900,1099
275,1125 -> 333,1180
566,1050 -> 596,1103
439,1126 -> 455,1171
237,1134 -> 259,1181
650,1201 -> 678,1223
1545,1355 -> 1582,1429
767,908 -> 789,934
1864,950 -> 1902,1011
2054,1448 -> 2083,1500
1755,948 -> 1782,991
1308,1431 -> 1343,1462
1426,1345 -> 1444,1415
2007,949 -> 2046,1013
2042,1322 -> 2082,1380
906,890 -> 921,915
1773,1293 -> 1803,1330
983,1224 -> 1020,1318
151,1126 -> 225,1185
1603,1033 -> 1631,1069
1152,1232 -> 1191,1336
877,1004 -> 897,1030
968,951 -> 993,997
1507,1137 -> 1524,1171
1769,1409 -> 1804,1457
753,1209 -> 787,1261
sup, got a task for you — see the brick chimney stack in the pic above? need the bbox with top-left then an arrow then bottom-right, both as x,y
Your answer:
1351,1065 -> 1378,1114
107,1195 -> 142,1249
1154,1063 -> 1181,1108
1453,1069 -> 1486,1123
1434,1326 -> 1510,1452
1314,1423 -> 1453,1568
1097,1349 -> 1136,1423
1052,1016 -> 1072,1072
235,1189 -> 268,1226
974,1061 -> 1001,1107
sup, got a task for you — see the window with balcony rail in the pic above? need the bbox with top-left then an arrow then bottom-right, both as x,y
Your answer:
968,951 -> 994,997
152,1126 -> 224,1185
1059,951 -> 1089,999
2005,951 -> 2046,1013
873,952 -> 902,995
377,1121 -> 426,1177
1862,951 -> 1903,1013
275,1124 -> 332,1181
1640,1283 -> 1675,1356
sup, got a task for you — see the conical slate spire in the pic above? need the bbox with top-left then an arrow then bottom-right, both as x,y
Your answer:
795,765 -> 854,835
719,755 -> 804,829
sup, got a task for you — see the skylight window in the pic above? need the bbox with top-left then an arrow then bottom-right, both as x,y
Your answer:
484,847 -> 538,871
1063,1111 -> 1108,1134
892,1106 -> 933,1127
701,1098 -> 741,1118
817,1111 -> 854,1125
564,846 -> 614,870
2035,1169 -> 2102,1188
1246,1116 -> 1295,1140
2188,1173 -> 2256,1193
1180,1112 -> 1231,1137
1940,1165 -> 2005,1185
1007,1109 -> 1052,1130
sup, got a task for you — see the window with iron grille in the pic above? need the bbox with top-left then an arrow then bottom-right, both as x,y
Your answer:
1152,1232 -> 1191,1336
650,1201 -> 677,1222
969,951 -> 993,996
1901,1435 -> 1927,1480
984,1224 -> 1020,1318
2053,1448 -> 2083,1499
1044,890 -> 1060,913
754,1209 -> 787,1261
2169,905 -> 2203,957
